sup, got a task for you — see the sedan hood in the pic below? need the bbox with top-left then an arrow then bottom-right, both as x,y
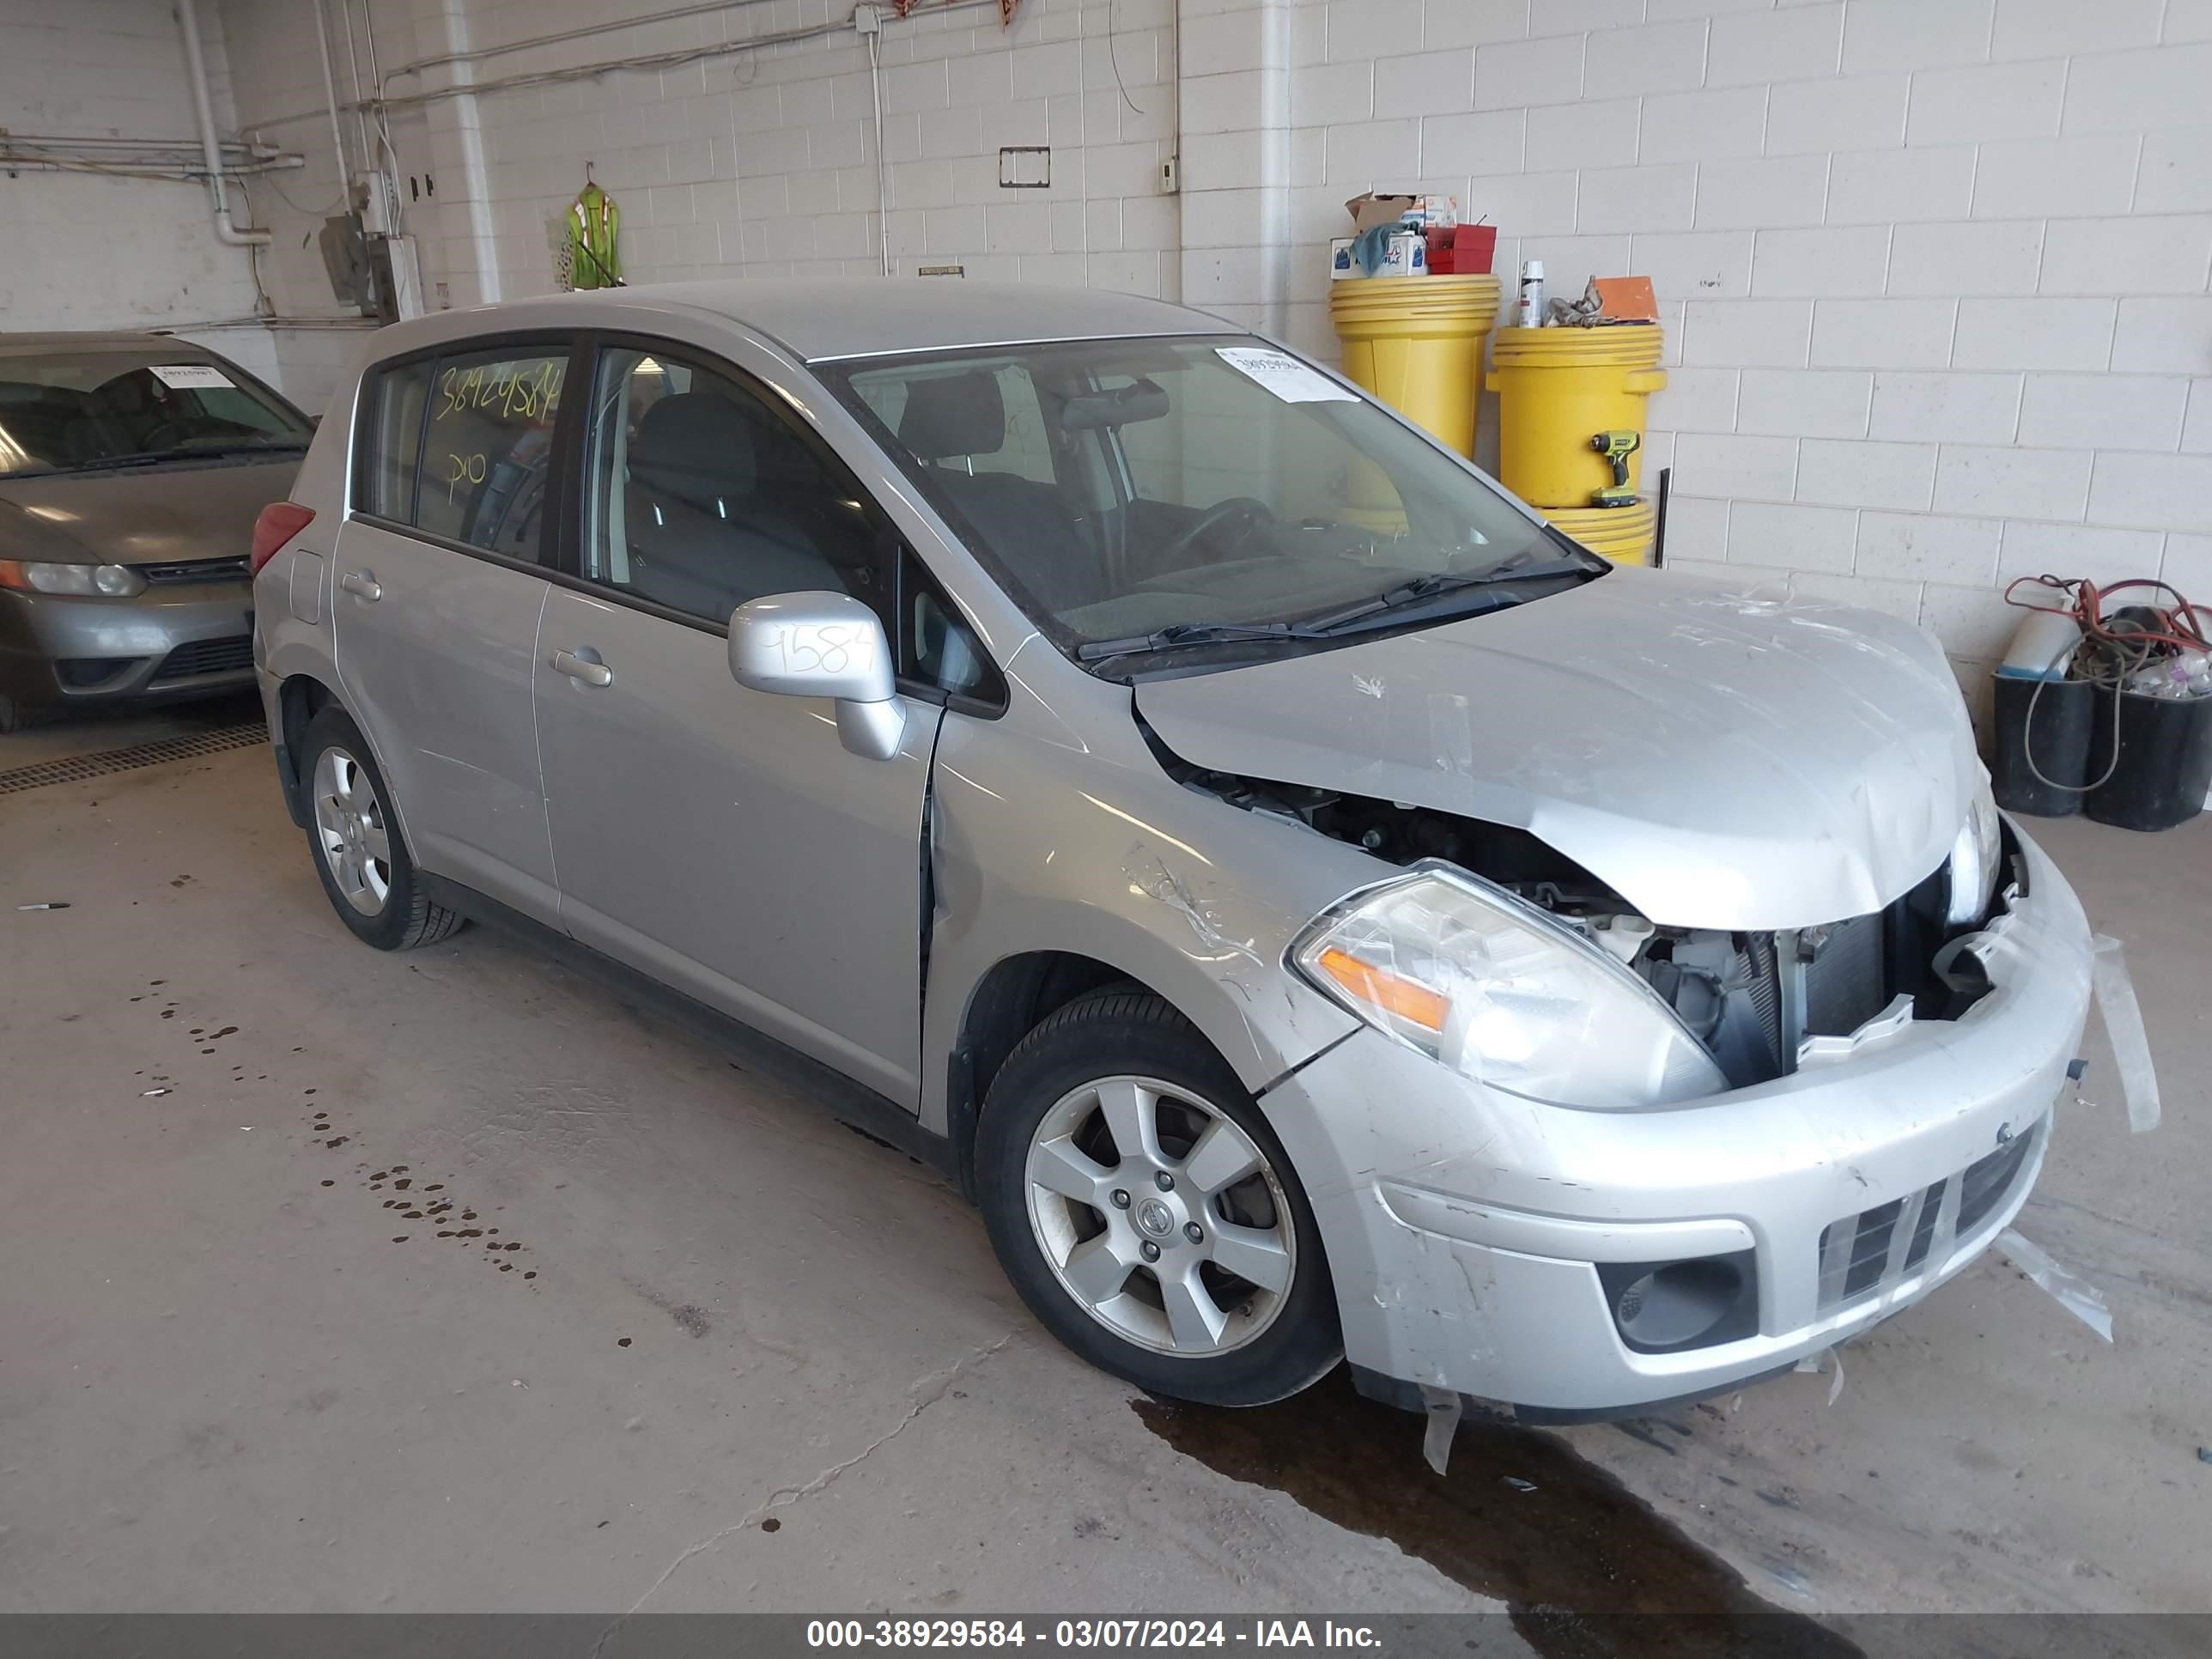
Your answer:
0,458 -> 300,567
1133,567 -> 1980,931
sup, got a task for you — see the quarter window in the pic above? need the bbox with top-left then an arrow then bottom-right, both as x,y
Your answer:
580,346 -> 882,626
362,360 -> 430,523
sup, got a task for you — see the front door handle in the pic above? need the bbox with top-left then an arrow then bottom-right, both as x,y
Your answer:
339,570 -> 381,602
551,648 -> 612,688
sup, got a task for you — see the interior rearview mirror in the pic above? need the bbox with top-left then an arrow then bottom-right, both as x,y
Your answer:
726,592 -> 906,762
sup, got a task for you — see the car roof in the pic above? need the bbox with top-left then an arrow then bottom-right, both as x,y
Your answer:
0,331 -> 222,357
525,278 -> 1232,363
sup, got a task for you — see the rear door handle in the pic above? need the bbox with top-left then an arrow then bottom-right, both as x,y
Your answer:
551,648 -> 612,688
339,570 -> 381,602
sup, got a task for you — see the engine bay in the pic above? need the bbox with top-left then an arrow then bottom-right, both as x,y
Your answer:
1160,748 -> 1994,1088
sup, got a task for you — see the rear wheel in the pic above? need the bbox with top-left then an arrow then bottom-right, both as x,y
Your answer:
978,989 -> 1340,1407
300,706 -> 463,951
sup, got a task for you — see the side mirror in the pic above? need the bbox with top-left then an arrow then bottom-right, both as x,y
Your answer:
726,591 -> 907,761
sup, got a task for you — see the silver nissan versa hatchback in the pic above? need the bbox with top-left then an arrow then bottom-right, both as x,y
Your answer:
252,280 -> 2100,1419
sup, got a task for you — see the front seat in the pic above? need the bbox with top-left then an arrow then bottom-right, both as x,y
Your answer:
623,391 -> 842,617
896,373 -> 1101,612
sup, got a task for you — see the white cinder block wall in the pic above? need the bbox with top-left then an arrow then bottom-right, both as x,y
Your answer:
31,0 -> 2212,707
0,0 -> 282,382
1261,0 -> 2212,701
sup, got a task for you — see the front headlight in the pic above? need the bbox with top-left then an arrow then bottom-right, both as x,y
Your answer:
1290,864 -> 1728,1110
0,560 -> 147,597
1945,774 -> 2002,926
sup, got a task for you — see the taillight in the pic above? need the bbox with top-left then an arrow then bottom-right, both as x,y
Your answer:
250,502 -> 315,574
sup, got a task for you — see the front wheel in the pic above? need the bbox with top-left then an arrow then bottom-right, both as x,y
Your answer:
977,989 -> 1341,1407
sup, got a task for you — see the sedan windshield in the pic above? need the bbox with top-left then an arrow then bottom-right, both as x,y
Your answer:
822,335 -> 1601,664
0,349 -> 312,477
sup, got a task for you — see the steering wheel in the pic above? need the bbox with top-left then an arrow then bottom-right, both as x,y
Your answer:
134,419 -> 189,454
1161,496 -> 1275,562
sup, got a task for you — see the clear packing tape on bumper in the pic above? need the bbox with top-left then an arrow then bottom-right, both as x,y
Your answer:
2090,934 -> 2160,1133
1996,1229 -> 2114,1342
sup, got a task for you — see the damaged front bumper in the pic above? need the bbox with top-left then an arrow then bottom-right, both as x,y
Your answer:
1259,823 -> 2095,1418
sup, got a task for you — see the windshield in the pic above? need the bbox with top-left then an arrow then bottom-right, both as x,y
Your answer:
0,349 -> 312,477
821,335 -> 1601,664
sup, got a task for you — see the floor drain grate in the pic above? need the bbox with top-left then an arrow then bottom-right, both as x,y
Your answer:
0,720 -> 268,795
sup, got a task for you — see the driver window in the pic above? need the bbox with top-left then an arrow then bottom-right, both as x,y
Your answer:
858,365 -> 1055,486
582,346 -> 883,626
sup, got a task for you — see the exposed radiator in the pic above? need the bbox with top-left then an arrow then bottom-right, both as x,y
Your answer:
1803,909 -> 1889,1038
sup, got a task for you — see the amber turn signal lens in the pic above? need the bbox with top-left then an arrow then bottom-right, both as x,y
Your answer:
1315,946 -> 1449,1034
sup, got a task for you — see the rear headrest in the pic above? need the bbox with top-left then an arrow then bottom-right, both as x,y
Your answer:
896,372 -> 1006,462
630,391 -> 755,504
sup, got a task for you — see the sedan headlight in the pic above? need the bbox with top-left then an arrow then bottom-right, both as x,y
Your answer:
1945,774 -> 2002,927
1290,864 -> 1728,1110
0,560 -> 147,597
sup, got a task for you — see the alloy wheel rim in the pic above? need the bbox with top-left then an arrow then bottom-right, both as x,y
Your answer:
313,746 -> 393,917
1024,1073 -> 1295,1358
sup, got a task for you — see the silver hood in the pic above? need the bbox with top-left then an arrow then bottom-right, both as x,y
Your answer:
1133,567 -> 1980,931
0,457 -> 299,568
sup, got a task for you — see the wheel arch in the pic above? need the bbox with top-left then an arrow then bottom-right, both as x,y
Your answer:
276,673 -> 416,861
943,951 -> 1192,1201
271,672 -> 339,828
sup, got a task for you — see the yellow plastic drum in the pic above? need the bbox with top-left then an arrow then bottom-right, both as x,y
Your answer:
1546,499 -> 1656,566
1486,324 -> 1667,509
1329,274 -> 1503,459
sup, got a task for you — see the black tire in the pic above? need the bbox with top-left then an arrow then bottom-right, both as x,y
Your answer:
977,988 -> 1341,1407
0,693 -> 37,735
299,706 -> 465,951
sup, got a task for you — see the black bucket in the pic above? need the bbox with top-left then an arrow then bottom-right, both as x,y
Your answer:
2084,684 -> 2212,831
1991,675 -> 2094,817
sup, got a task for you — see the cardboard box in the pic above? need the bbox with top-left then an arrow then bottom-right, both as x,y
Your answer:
1345,192 -> 1422,233
1329,231 -> 1428,279
1376,232 -> 1428,276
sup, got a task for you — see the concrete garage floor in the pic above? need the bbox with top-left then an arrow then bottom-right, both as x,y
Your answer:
1,707 -> 2207,1641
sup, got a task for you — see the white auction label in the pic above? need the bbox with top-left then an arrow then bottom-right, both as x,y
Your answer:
1214,346 -> 1356,404
148,363 -> 235,390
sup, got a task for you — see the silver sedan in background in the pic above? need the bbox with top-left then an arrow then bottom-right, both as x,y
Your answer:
0,332 -> 311,732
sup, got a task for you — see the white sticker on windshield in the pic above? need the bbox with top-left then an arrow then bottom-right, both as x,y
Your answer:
1214,346 -> 1356,404
148,363 -> 234,390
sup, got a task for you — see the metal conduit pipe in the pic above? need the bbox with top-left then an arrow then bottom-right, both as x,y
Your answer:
174,0 -> 270,246
866,16 -> 890,276
312,0 -> 356,190
0,133 -> 278,155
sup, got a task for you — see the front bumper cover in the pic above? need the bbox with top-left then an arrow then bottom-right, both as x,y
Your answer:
1257,823 -> 2094,1415
0,583 -> 256,706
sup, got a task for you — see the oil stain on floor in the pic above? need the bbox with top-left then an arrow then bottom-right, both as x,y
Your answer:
1137,1371 -> 1856,1659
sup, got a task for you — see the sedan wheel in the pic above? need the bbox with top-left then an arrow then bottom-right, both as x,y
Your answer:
1025,1073 -> 1297,1358
312,745 -> 394,917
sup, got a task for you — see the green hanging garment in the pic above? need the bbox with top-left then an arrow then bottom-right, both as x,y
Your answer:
567,179 -> 622,289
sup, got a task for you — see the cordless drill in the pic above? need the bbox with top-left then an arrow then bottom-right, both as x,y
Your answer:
1590,429 -> 1640,507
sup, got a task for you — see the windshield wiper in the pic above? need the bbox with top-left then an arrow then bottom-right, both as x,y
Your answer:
1076,619 -> 1332,662
70,441 -> 307,470
1306,554 -> 1595,634
58,453 -> 174,471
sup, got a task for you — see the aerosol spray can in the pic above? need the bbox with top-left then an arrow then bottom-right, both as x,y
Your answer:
1513,258 -> 1545,328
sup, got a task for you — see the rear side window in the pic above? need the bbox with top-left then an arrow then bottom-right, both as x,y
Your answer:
358,344 -> 567,563
363,361 -> 430,520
